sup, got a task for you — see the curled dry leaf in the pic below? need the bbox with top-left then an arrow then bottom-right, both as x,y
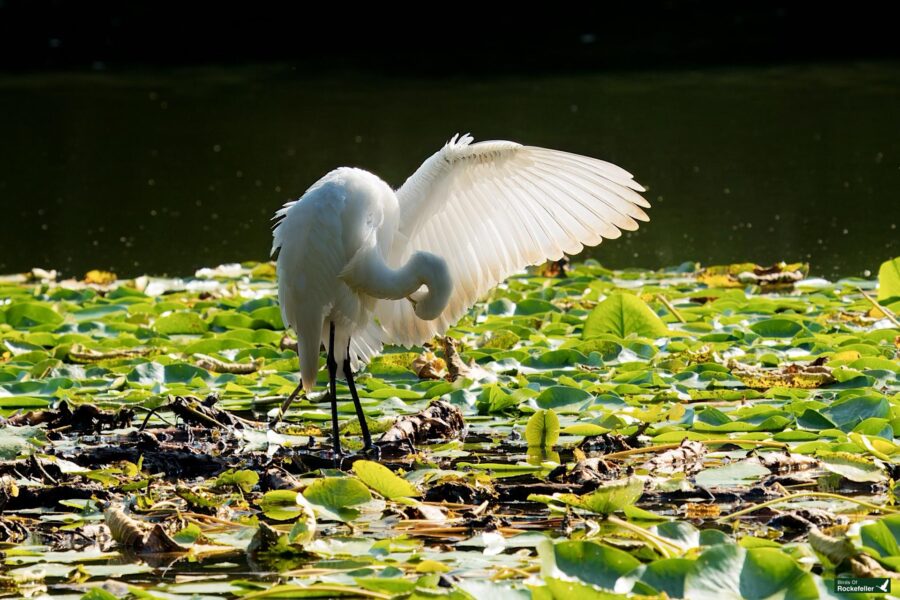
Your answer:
641,439 -> 706,475
751,451 -> 820,473
69,344 -> 152,363
280,335 -> 299,352
808,527 -> 858,566
768,508 -> 841,539
377,400 -> 466,449
167,394 -> 243,429
850,553 -> 896,578
549,457 -> 621,487
423,475 -> 497,506
194,353 -> 264,374
105,503 -> 183,554
411,348 -> 447,380
0,517 -> 29,543
247,522 -> 281,554
442,336 -> 491,381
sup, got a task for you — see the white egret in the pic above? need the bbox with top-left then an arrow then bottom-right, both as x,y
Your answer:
272,134 -> 650,456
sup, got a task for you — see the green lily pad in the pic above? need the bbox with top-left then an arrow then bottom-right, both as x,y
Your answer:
6,302 -> 64,328
535,386 -> 592,411
525,409 -> 560,449
303,477 -> 372,522
583,293 -> 670,339
155,311 -> 209,334
551,540 -> 641,589
352,460 -> 420,499
683,544 -> 818,600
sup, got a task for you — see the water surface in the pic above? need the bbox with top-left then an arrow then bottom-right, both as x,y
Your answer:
0,62 -> 897,277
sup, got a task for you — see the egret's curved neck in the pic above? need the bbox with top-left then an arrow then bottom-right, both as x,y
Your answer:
341,249 -> 452,320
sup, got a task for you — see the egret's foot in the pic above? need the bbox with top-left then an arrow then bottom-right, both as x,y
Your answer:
331,451 -> 346,469
360,444 -> 381,460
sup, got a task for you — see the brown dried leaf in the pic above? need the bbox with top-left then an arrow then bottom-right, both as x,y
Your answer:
377,400 -> 466,449
752,451 -> 820,473
411,350 -> 447,380
168,394 -> 242,429
808,527 -> 856,566
685,503 -> 720,519
143,523 -> 185,553
104,504 -> 149,550
194,354 -> 263,374
641,439 -> 706,475
549,458 -> 621,487
850,553 -> 896,578
442,337 -> 490,382
69,344 -> 152,363
247,522 -> 281,554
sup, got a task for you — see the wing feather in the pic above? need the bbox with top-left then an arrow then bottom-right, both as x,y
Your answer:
375,135 -> 650,346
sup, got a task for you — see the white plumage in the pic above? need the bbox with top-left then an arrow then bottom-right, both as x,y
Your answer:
272,134 -> 649,452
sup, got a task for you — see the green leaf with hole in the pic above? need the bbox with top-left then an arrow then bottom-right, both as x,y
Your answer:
525,409 -> 560,448
583,293 -> 670,339
352,460 -> 420,499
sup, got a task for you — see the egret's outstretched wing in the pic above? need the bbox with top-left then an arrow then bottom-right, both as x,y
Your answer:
375,134 -> 650,346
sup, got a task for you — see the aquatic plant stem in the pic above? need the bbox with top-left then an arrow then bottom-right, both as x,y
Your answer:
720,491 -> 900,522
656,294 -> 686,324
607,514 -> 679,558
859,288 -> 900,328
603,438 -> 787,460
241,585 -> 391,599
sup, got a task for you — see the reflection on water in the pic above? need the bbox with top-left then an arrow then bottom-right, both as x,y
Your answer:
0,63 -> 897,277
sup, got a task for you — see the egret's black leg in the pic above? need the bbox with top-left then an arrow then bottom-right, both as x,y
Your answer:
326,322 -> 342,458
278,380 -> 304,420
344,340 -> 374,453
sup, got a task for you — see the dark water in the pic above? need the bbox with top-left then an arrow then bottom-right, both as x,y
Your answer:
0,63 -> 897,278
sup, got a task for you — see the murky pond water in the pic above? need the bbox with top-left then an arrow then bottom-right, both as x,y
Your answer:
0,62 -> 897,277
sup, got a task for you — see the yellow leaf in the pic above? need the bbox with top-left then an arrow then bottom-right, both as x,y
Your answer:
831,350 -> 861,362
84,270 -> 117,284
415,559 -> 450,573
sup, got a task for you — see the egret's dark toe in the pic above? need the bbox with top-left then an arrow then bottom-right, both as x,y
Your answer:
361,444 -> 382,460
